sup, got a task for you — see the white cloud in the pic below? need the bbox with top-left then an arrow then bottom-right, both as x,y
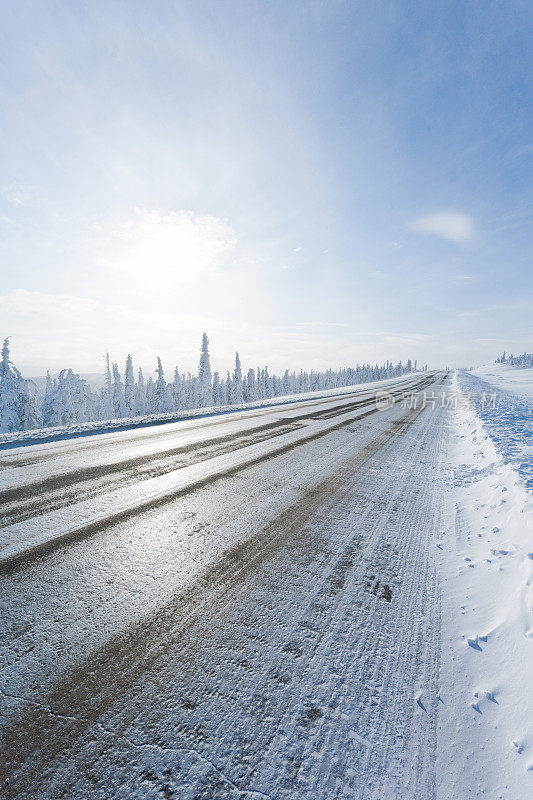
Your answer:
410,210 -> 475,242
4,190 -> 24,207
102,208 -> 237,287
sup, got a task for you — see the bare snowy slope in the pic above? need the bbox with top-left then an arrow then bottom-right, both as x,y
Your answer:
471,363 -> 533,399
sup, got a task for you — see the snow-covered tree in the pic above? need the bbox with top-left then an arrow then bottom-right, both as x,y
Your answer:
152,357 -> 174,413
198,333 -> 213,407
245,367 -> 256,402
45,370 -> 54,398
172,367 -> 183,410
212,371 -> 222,406
225,371 -> 232,405
112,364 -> 126,418
188,375 -> 199,410
135,368 -> 147,415
232,352 -> 244,404
154,357 -> 166,413
124,354 -> 135,417
100,351 -> 114,419
0,338 -> 42,432
70,370 -> 100,422
42,368 -> 98,427
146,376 -> 155,411
42,370 -> 71,427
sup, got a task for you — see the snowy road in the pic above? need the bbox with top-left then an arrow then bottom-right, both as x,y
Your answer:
0,372 -> 450,799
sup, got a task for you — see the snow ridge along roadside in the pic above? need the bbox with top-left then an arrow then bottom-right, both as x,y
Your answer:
437,372 -> 533,799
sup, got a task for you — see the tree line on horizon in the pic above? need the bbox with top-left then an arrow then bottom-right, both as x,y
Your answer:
496,351 -> 533,368
0,334 -> 425,434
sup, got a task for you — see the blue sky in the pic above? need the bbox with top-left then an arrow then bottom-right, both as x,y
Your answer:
1,0 -> 532,375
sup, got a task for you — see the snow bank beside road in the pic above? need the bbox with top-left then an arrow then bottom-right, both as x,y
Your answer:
437,373 -> 533,799
459,367 -> 533,489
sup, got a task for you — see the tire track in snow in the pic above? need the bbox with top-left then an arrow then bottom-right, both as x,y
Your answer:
0,376 -> 437,572
0,375 -> 435,528
0,379 -> 450,799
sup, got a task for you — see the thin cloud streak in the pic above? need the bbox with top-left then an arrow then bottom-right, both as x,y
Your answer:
410,211 -> 475,243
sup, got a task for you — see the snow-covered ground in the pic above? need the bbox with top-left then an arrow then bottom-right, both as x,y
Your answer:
437,368 -> 533,799
1,366 -> 532,798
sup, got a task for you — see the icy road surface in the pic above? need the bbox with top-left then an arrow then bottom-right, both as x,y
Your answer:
0,373 -> 449,799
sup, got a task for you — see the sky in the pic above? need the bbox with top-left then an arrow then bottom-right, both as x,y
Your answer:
1,0 -> 532,377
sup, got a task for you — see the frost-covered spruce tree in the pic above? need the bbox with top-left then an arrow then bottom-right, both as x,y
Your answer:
198,333 -> 213,407
282,369 -> 290,396
164,383 -> 176,413
42,368 -> 98,427
112,364 -> 126,418
135,368 -> 146,415
45,370 -> 54,398
100,352 -> 114,419
70,370 -> 100,422
0,338 -> 42,432
172,367 -> 183,411
212,371 -> 222,406
124,354 -> 135,417
225,371 -> 232,405
263,366 -> 272,398
154,357 -> 172,413
42,369 -> 72,427
189,375 -> 199,410
245,367 -> 256,402
182,372 -> 192,409
146,376 -> 155,411
232,352 -> 244,404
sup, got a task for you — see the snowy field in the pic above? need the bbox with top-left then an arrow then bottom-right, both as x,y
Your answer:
471,363 -> 533,399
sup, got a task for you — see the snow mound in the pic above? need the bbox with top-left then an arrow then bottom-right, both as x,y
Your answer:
460,367 -> 533,489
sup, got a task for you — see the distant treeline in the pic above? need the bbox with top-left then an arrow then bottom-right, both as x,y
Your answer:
0,334 -> 425,433
496,352 -> 533,368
